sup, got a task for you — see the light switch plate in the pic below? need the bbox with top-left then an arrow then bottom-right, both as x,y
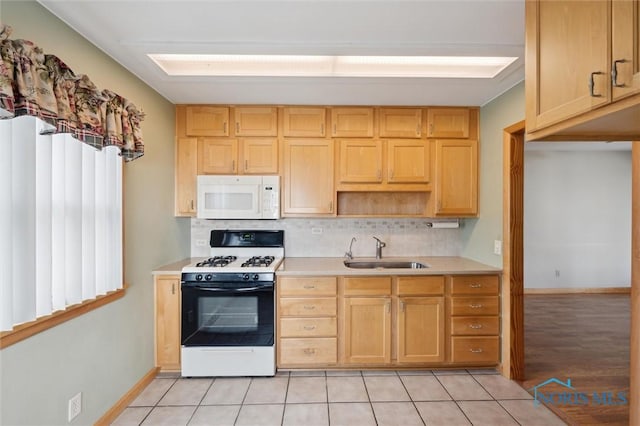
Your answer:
493,240 -> 502,255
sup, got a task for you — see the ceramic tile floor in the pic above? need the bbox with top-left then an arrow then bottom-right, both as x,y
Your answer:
112,369 -> 566,426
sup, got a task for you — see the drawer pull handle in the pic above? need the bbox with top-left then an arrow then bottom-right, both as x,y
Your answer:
303,305 -> 315,310
303,348 -> 316,355
470,348 -> 484,353
469,304 -> 483,309
303,325 -> 316,330
470,283 -> 482,288
303,285 -> 316,289
469,324 -> 483,329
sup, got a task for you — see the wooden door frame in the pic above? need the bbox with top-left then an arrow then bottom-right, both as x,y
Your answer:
503,123 -> 639,422
502,121 -> 525,381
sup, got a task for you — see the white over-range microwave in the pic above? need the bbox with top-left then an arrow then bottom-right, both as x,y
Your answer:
196,175 -> 280,219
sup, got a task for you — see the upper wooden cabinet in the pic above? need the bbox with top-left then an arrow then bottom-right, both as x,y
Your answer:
234,107 -> 278,136
331,107 -> 374,137
197,138 -> 278,175
337,139 -> 430,188
379,108 -> 422,138
434,139 -> 478,216
185,106 -> 229,136
426,108 -> 470,138
387,140 -> 430,183
282,139 -> 334,216
338,139 -> 383,183
525,0 -> 640,140
175,137 -> 198,216
282,107 -> 327,137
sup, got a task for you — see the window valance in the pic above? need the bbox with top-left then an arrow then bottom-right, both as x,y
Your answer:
0,23 -> 144,161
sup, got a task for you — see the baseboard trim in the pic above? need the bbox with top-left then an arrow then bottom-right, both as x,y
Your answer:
94,366 -> 159,426
525,287 -> 631,295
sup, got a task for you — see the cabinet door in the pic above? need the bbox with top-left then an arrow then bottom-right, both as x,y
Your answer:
434,139 -> 478,216
331,107 -> 374,137
525,0 -> 610,132
234,107 -> 278,136
175,137 -> 197,216
426,108 -> 470,138
343,297 -> 391,364
198,138 -> 238,174
283,107 -> 326,137
338,139 -> 383,183
241,138 -> 278,174
397,297 -> 445,363
612,0 -> 640,101
155,276 -> 181,370
283,139 -> 334,215
185,106 -> 229,136
387,140 -> 430,183
379,108 -> 422,138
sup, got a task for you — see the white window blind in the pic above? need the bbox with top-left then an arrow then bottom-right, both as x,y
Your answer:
0,116 -> 123,332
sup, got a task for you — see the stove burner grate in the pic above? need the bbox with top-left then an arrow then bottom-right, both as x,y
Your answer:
195,256 -> 238,268
241,256 -> 275,267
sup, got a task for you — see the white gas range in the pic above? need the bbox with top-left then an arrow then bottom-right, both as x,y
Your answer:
180,230 -> 284,377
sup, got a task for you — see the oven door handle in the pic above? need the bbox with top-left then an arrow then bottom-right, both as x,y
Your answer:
193,285 -> 273,293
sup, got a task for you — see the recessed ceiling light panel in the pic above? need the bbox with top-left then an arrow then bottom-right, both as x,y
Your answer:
148,54 -> 518,78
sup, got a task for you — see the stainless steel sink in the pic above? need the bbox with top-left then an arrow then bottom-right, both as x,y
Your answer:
343,260 -> 428,269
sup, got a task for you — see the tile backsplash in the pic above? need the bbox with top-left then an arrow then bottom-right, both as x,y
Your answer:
191,218 -> 464,258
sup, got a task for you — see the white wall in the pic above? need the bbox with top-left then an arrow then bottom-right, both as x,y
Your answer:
461,81 -> 525,267
1,2 -> 189,425
524,149 -> 632,288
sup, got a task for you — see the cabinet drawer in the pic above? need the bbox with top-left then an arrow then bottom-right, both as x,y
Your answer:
279,297 -> 336,316
343,277 -> 392,296
450,296 -> 499,316
279,277 -> 337,296
396,276 -> 444,295
450,316 -> 500,336
279,338 -> 337,365
280,317 -> 337,337
451,336 -> 499,364
450,275 -> 499,295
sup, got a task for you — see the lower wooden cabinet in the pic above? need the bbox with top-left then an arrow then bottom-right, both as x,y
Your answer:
277,276 -> 338,367
154,274 -> 181,371
342,297 -> 392,364
274,273 -> 501,370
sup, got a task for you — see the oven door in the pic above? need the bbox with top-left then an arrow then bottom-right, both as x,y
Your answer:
181,282 -> 274,347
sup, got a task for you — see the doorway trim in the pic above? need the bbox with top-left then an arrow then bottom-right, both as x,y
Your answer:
503,120 -> 525,380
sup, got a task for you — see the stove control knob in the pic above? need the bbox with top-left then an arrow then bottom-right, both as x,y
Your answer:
242,274 -> 250,281
253,274 -> 260,281
205,274 -> 213,281
195,274 -> 203,281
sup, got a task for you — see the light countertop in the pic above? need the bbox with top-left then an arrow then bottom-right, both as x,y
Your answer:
152,256 -> 500,276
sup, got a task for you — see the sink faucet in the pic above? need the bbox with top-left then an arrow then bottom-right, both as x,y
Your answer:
345,237 -> 356,259
373,236 -> 386,259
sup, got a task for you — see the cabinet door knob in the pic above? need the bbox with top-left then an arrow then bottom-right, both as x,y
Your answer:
320,123 -> 325,135
400,300 -> 405,312
469,348 -> 484,353
469,324 -> 483,329
245,159 -> 248,171
469,304 -> 483,309
303,285 -> 316,289
303,305 -> 316,310
232,160 -> 236,172
470,283 -> 482,288
236,122 -> 240,133
303,325 -> 316,330
223,122 -> 227,134
303,348 -> 316,355
171,283 -> 176,295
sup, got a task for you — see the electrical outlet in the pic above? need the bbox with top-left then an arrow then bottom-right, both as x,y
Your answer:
195,239 -> 207,247
68,392 -> 81,423
555,269 -> 560,278
311,227 -> 323,235
493,240 -> 502,255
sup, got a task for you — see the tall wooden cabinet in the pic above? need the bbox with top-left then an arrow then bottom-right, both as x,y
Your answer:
525,0 -> 640,140
154,275 -> 181,371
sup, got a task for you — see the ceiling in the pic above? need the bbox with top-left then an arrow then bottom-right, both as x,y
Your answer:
38,0 -> 525,106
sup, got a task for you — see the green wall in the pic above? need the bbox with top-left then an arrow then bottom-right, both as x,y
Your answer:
462,81 -> 525,267
0,1 -> 190,424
